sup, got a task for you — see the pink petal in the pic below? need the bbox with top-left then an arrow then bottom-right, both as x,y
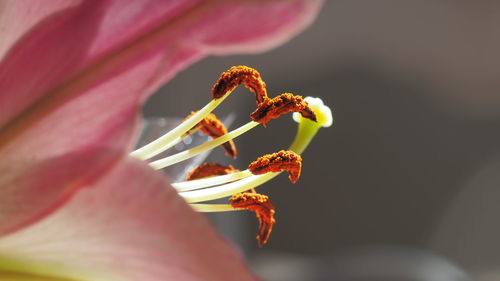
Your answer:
0,0 -> 323,235
0,49 -> 201,236
0,0 -> 81,60
0,158 -> 259,281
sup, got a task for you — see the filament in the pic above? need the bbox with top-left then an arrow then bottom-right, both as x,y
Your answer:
130,91 -> 231,160
149,121 -> 259,169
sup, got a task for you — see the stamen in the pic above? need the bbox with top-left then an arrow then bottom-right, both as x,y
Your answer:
186,163 -> 239,181
172,150 -> 302,192
250,93 -> 317,126
190,191 -> 276,246
131,66 -> 268,161
183,161 -> 276,246
248,150 -> 302,183
230,192 -> 276,246
184,112 -> 237,158
212,65 -> 268,104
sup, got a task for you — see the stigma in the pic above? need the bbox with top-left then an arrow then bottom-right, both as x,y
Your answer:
131,66 -> 333,245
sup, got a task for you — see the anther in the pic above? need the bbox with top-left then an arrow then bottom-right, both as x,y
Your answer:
212,65 -> 268,104
230,192 -> 276,246
186,163 -> 240,181
184,111 -> 237,158
248,150 -> 302,183
250,93 -> 317,126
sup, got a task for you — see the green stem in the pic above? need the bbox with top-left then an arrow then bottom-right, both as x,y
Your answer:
289,120 -> 321,154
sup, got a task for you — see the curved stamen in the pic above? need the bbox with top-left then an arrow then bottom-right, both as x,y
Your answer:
131,66 -> 268,161
178,127 -> 311,203
173,150 -> 301,192
191,192 -> 276,246
180,153 -> 278,246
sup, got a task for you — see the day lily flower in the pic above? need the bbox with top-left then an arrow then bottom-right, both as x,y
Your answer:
0,1 -> 324,280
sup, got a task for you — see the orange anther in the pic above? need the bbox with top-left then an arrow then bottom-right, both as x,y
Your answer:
248,150 -> 302,183
186,163 -> 240,181
230,192 -> 276,246
212,66 -> 268,104
184,111 -> 237,158
250,93 -> 317,126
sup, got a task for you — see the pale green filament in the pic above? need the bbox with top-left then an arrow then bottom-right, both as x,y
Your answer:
130,91 -> 231,160
190,204 -> 239,212
180,173 -> 278,203
149,121 -> 259,170
172,170 -> 253,192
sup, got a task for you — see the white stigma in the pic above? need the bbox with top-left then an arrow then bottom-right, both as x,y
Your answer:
293,96 -> 333,128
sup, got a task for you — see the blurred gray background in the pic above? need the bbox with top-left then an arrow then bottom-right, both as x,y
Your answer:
144,1 -> 500,280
